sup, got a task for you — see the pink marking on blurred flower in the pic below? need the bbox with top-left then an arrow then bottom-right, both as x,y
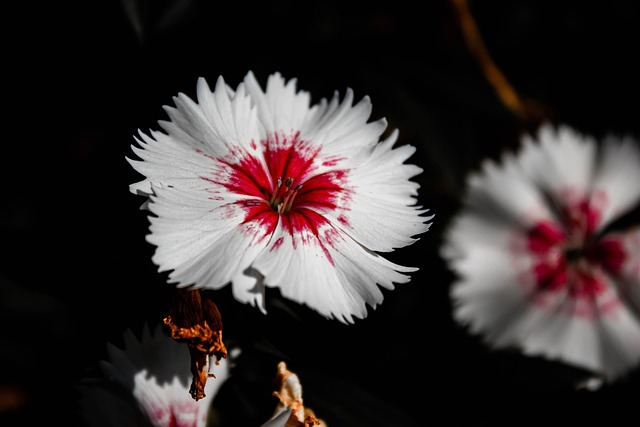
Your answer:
526,194 -> 626,307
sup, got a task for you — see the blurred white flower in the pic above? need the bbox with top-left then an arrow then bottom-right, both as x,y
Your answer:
442,123 -> 640,381
81,324 -> 232,427
127,71 -> 432,323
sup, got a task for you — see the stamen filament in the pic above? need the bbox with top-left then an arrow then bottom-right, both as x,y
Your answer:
281,184 -> 303,213
270,177 -> 284,206
271,176 -> 300,213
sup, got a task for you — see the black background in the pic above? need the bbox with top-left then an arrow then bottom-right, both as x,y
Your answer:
3,0 -> 640,425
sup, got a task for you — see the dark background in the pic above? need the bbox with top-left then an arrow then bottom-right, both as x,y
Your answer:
3,0 -> 640,425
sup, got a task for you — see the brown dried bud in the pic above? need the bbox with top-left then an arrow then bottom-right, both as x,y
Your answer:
163,287 -> 228,401
272,362 -> 326,427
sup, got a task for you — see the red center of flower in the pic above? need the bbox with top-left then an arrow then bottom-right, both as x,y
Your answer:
269,176 -> 303,214
200,131 -> 350,244
526,195 -> 626,301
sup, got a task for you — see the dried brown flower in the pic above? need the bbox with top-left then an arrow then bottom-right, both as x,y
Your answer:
163,287 -> 228,401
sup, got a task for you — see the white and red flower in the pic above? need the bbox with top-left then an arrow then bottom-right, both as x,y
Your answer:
442,123 -> 640,381
87,324 -> 232,427
127,71 -> 432,323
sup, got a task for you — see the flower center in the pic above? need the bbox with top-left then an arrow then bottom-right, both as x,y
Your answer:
524,195 -> 624,303
563,245 -> 584,263
269,177 -> 303,214
199,131 -> 351,244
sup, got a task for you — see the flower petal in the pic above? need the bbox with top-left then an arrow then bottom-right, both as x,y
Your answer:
245,70 -> 389,162
127,75 -> 262,196
261,408 -> 292,427
517,271 -> 640,381
243,71 -> 311,134
519,124 -> 597,204
231,267 -> 267,314
147,186 -> 272,310
250,211 -> 415,323
448,221 -> 539,345
302,90 -> 388,161
594,292 -> 640,380
607,228 -> 640,310
330,129 -> 433,252
591,135 -> 640,228
451,240 -> 640,380
465,151 -> 556,229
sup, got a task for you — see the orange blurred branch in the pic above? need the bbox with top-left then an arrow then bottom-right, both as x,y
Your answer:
450,0 -> 551,124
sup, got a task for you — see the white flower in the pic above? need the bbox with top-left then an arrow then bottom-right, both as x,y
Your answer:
441,123 -> 640,381
81,324 -> 232,427
127,71 -> 432,324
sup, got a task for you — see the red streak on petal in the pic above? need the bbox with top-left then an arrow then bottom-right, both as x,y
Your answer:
567,268 -> 606,299
272,236 -> 284,250
282,208 -> 335,265
239,201 -> 278,243
589,236 -> 627,274
532,257 -> 566,292
527,220 -> 565,254
322,157 -> 341,167
562,197 -> 603,236
263,132 -> 322,189
526,217 -> 608,302
223,155 -> 272,199
295,170 -> 350,212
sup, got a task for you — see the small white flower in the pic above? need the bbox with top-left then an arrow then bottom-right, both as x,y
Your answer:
127,71 -> 432,324
442,123 -> 640,381
83,324 -> 232,427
